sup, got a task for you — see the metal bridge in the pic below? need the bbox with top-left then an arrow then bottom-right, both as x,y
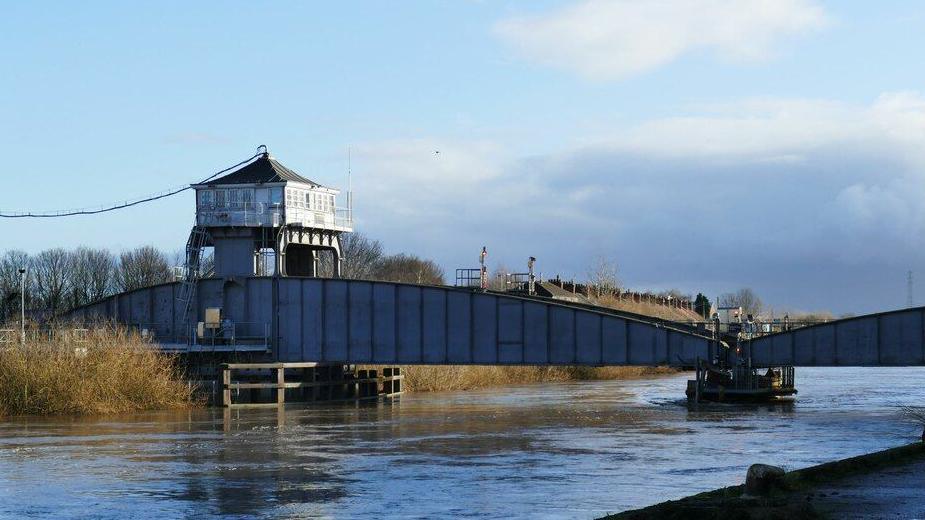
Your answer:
65,277 -> 925,368
67,277 -> 716,366
54,151 -> 925,369
747,307 -> 925,366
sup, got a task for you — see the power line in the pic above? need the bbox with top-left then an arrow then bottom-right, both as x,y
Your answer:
0,150 -> 263,218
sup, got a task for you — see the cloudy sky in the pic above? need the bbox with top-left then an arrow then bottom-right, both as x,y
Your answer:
1,1 -> 923,315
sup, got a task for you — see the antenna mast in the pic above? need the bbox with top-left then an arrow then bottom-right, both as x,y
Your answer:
908,270 -> 915,308
347,146 -> 353,225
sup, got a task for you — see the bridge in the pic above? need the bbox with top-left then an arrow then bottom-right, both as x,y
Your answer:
748,307 -> 925,366
61,149 -> 925,369
68,277 -> 717,366
66,278 -> 925,368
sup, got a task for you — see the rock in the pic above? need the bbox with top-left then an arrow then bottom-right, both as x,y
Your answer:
745,463 -> 786,496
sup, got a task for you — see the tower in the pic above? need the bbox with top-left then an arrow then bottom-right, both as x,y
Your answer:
190,148 -> 353,280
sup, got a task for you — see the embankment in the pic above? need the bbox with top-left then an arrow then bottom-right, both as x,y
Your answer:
399,365 -> 676,393
0,327 -> 196,417
605,441 -> 925,519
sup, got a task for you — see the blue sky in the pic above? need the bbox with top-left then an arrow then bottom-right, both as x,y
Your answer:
2,1 -> 924,314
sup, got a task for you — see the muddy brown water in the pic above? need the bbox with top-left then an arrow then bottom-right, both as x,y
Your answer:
1,367 -> 922,519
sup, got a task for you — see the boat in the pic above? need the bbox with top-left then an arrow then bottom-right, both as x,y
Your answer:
687,360 -> 797,402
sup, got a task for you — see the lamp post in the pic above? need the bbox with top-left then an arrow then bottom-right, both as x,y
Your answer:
18,268 -> 26,345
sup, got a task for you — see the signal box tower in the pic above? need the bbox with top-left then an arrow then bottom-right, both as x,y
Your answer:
178,147 -> 353,322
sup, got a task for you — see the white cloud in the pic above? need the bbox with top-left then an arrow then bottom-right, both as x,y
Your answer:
351,92 -> 925,313
495,0 -> 828,80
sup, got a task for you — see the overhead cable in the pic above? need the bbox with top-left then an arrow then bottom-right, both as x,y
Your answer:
0,150 -> 263,218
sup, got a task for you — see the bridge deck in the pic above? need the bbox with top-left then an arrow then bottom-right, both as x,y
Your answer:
67,277 -> 715,366
748,307 -> 925,366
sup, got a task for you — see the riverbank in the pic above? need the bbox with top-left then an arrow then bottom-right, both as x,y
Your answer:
398,365 -> 677,393
605,441 -> 925,519
0,327 -> 196,417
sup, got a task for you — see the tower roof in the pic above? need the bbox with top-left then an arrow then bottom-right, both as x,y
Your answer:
201,153 -> 321,187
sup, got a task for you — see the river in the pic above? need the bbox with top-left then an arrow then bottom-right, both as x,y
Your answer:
1,367 -> 922,519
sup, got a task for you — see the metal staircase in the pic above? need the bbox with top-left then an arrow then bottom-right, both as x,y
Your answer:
178,225 -> 208,328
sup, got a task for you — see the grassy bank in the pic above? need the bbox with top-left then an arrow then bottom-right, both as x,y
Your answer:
593,294 -> 702,322
0,326 -> 196,417
398,365 -> 677,393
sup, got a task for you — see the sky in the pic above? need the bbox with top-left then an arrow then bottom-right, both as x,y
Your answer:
1,0 -> 924,315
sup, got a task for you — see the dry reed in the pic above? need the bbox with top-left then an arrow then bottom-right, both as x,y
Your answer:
0,326 -> 196,417
398,365 -> 676,393
593,294 -> 701,321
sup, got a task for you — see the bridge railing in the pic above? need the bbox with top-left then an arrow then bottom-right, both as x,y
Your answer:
455,268 -> 483,289
675,318 -> 832,339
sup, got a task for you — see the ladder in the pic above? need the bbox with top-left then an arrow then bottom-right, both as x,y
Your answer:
178,225 -> 208,329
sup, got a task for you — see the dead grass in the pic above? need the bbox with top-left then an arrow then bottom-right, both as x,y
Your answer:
397,365 -> 676,393
593,294 -> 703,322
0,326 -> 197,417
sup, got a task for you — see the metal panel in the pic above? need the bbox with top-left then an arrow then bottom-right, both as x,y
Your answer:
498,299 -> 523,364
879,311 -> 923,365
397,286 -> 423,363
422,288 -> 448,363
522,301 -> 548,364
813,325 -> 836,365
324,280 -> 349,362
276,279 -> 301,361
836,317 -> 878,365
549,306 -> 575,364
372,283 -> 397,362
472,293 -> 498,363
772,333 -> 794,365
128,291 -> 145,324
654,328 -> 668,364
446,291 -> 471,363
152,285 -> 174,337
297,279 -> 322,361
627,322 -> 655,365
348,281 -> 373,362
575,312 -> 602,365
602,317 -> 627,364
679,336 -> 707,365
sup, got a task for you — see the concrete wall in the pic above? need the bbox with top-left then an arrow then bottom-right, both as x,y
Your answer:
749,308 -> 925,366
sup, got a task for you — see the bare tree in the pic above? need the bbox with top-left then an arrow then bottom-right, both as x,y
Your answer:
718,288 -> 763,316
588,256 -> 621,296
374,254 -> 444,285
69,247 -> 115,307
489,263 -> 510,291
33,248 -> 72,314
117,246 -> 172,292
338,233 -> 384,279
0,250 -> 32,322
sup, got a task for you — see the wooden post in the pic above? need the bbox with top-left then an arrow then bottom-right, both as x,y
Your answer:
222,365 -> 232,407
277,367 -> 286,405
694,357 -> 700,404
